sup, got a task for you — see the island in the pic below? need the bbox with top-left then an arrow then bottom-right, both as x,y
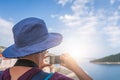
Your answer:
90,53 -> 120,64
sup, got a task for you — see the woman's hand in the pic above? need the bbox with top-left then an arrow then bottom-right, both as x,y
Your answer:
60,53 -> 93,80
60,53 -> 79,71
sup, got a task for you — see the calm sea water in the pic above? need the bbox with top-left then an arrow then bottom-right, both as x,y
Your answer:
80,59 -> 120,80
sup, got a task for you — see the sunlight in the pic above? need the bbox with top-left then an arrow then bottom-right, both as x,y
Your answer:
63,37 -> 90,61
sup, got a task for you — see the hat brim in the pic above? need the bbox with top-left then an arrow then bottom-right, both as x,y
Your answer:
2,33 -> 62,58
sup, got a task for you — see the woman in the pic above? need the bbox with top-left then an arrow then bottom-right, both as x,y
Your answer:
0,17 -> 92,80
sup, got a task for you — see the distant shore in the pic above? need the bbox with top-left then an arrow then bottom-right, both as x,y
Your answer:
90,62 -> 120,64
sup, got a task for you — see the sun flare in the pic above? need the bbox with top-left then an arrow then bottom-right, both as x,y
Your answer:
62,37 -> 90,61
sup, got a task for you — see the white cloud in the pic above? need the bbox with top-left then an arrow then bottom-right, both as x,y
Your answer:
118,5 -> 120,10
0,18 -> 13,28
110,0 -> 116,4
57,0 -> 73,6
111,0 -> 120,4
104,26 -> 120,48
50,14 -> 59,18
71,0 -> 93,15
59,0 -> 94,27
0,18 -> 14,47
59,14 -> 82,27
48,27 -> 54,32
56,0 -> 120,58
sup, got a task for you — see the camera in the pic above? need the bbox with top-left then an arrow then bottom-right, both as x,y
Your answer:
50,55 -> 61,64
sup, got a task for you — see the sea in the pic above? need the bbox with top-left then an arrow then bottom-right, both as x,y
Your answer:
80,59 -> 120,80
0,58 -> 120,80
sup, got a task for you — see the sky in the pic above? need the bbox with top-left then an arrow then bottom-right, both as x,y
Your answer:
0,0 -> 120,59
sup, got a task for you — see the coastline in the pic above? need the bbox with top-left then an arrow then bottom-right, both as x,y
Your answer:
91,62 -> 120,64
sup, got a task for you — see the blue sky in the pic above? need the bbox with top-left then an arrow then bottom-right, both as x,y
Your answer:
0,0 -> 120,59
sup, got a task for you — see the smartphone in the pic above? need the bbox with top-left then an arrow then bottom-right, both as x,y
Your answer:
50,56 -> 61,64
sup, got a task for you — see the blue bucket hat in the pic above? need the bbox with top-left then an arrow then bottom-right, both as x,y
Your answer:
2,17 -> 62,58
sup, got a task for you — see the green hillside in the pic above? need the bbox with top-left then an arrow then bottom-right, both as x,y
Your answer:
91,53 -> 120,62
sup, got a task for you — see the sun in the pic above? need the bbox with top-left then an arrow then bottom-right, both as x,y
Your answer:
62,37 -> 89,61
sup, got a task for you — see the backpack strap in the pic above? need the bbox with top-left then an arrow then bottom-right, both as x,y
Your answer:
0,71 -> 3,75
0,71 -> 3,79
44,73 -> 53,80
31,70 -> 53,80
